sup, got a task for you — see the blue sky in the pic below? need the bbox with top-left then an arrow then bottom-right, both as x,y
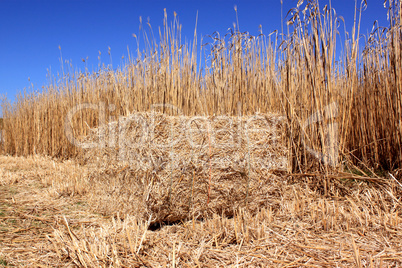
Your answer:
0,0 -> 390,107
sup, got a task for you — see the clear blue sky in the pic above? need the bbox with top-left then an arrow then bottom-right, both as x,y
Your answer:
0,0 -> 390,107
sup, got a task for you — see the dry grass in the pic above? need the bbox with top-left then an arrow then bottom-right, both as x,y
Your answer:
0,155 -> 401,267
1,0 -> 402,267
0,155 -> 103,266
1,1 -> 401,172
78,112 -> 287,224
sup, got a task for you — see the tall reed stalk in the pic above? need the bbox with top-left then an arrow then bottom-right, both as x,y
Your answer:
1,1 -> 401,173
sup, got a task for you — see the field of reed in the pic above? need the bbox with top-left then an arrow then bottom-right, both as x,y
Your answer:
1,0 -> 401,173
0,0 -> 401,266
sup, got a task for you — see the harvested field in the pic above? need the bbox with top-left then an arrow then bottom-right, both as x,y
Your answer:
0,155 -> 401,267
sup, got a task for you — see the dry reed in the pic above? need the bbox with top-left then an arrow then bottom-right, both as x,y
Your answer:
1,155 -> 401,267
78,112 -> 287,224
1,1 -> 402,266
1,1 -> 401,173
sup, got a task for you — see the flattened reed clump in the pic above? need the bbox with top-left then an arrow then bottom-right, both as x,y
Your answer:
82,112 -> 287,223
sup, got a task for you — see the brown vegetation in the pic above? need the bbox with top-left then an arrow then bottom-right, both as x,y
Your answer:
0,0 -> 401,267
0,155 -> 401,266
1,0 -> 401,172
79,112 -> 287,224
